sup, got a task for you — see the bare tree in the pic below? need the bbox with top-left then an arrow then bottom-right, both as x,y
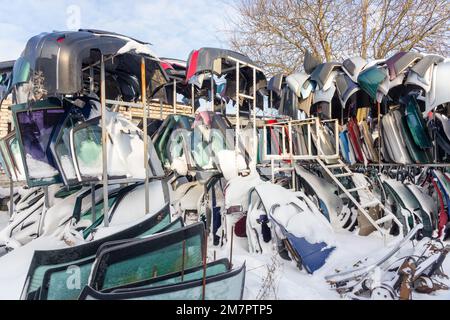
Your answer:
226,0 -> 450,75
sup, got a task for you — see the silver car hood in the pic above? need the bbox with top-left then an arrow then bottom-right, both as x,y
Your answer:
381,110 -> 412,164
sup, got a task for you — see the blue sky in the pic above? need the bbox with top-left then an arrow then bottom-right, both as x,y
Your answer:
0,0 -> 235,61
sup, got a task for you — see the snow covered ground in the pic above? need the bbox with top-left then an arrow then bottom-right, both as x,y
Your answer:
212,229 -> 450,300
0,210 -> 448,300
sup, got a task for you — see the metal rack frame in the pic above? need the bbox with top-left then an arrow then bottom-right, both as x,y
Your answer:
97,54 -> 154,226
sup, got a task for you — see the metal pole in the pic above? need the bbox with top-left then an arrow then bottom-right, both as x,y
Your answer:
173,79 -> 177,114
8,178 -> 13,217
91,183 -> 96,223
191,83 -> 195,116
210,73 -> 214,112
335,120 -> 339,157
89,66 -> 94,93
202,232 -> 208,300
229,225 -> 234,268
315,118 -> 321,156
100,55 -> 109,227
141,57 -> 150,215
377,101 -> 382,171
89,66 -> 94,94
271,159 -> 275,183
288,122 -> 294,186
252,68 -> 257,171
263,124 -> 267,161
235,61 -> 240,171
288,122 -> 293,157
293,90 -> 296,120
433,109 -> 438,163
270,91 -> 273,110
307,123 -> 312,156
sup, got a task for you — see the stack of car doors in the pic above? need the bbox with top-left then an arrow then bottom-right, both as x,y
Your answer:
7,29 -> 169,186
158,49 -> 449,169
286,50 -> 450,166
380,95 -> 433,164
0,30 -> 179,263
382,177 -> 431,236
374,166 -> 450,240
3,95 -> 169,244
154,48 -> 268,230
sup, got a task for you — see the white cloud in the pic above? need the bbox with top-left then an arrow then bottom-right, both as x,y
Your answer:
0,0 -> 237,61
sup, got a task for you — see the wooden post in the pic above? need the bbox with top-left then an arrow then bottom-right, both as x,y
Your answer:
173,79 -> 177,114
210,73 -> 214,112
141,57 -> 149,215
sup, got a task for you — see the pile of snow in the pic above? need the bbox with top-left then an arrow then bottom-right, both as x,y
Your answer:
217,149 -> 249,181
224,174 -> 263,211
109,181 -> 165,225
25,155 -> 59,179
0,186 -> 20,198
60,154 -> 77,179
0,236 -> 66,299
171,156 -> 188,176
